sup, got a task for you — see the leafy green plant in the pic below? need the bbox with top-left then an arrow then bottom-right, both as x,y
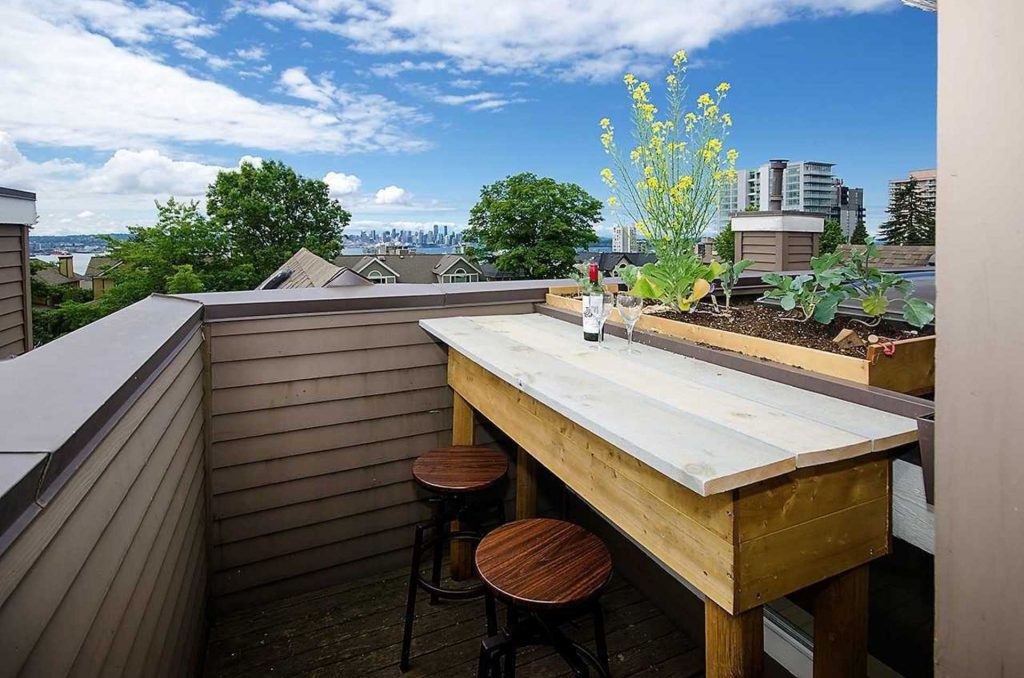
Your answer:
624,255 -> 723,312
717,258 -> 754,311
760,251 -> 850,324
840,238 -> 935,328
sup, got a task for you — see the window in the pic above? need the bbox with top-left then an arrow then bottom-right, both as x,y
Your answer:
442,267 -> 479,283
367,270 -> 396,284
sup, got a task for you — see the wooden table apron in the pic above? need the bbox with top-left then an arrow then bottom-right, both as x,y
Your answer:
447,348 -> 889,678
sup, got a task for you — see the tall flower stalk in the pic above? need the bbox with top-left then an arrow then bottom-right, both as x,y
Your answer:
600,51 -> 738,260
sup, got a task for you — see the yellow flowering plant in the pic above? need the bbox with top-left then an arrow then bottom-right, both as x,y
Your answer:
600,51 -> 738,260
600,52 -> 738,312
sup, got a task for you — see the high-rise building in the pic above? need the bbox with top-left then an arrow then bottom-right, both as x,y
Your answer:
612,224 -> 639,252
717,160 -> 864,233
889,169 -> 937,212
831,180 -> 866,239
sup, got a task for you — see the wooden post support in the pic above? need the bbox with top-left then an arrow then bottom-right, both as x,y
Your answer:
813,564 -> 869,678
450,393 -> 474,581
705,599 -> 764,678
516,446 -> 538,519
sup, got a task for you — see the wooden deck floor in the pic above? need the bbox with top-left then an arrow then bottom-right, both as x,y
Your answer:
205,566 -> 703,677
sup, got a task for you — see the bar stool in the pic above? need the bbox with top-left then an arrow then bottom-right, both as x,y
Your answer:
475,518 -> 613,677
400,446 -> 509,671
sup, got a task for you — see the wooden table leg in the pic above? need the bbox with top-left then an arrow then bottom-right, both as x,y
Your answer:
705,599 -> 764,678
450,393 -> 474,581
516,446 -> 538,519
813,564 -> 869,678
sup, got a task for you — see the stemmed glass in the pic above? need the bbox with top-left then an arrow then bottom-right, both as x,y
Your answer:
597,291 -> 614,349
616,294 -> 643,354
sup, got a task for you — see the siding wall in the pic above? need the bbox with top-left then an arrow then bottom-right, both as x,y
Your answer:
0,223 -> 29,357
736,231 -> 820,272
0,323 -> 207,677
207,301 -> 532,612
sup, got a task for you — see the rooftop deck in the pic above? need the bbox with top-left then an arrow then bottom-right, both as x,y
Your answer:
0,280 -> 935,677
205,566 -> 702,678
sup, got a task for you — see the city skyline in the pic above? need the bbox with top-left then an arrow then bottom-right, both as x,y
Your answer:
0,2 -> 936,237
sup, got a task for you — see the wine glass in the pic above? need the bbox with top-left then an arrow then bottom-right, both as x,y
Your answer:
616,294 -> 643,354
597,291 -> 614,348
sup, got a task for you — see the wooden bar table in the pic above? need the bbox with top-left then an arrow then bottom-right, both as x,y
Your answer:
420,313 -> 918,678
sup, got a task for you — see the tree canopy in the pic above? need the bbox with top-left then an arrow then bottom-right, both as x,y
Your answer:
207,159 -> 350,279
464,172 -> 601,279
819,220 -> 846,255
880,178 -> 935,245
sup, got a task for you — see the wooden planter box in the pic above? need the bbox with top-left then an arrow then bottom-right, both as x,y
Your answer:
545,288 -> 935,396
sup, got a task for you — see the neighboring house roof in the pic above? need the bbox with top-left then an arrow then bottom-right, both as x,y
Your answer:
576,251 -> 657,272
837,244 -> 936,269
32,267 -> 77,286
334,253 -> 487,283
257,247 -> 371,290
432,254 -> 483,277
85,256 -> 121,279
478,262 -> 517,281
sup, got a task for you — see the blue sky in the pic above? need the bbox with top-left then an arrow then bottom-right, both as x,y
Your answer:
0,1 -> 936,236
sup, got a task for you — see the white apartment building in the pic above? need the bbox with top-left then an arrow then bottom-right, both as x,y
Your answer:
717,160 -> 849,231
612,224 -> 639,252
889,168 -> 937,210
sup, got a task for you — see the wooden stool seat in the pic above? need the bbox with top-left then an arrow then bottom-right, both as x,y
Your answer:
475,518 -> 612,611
412,446 -> 508,494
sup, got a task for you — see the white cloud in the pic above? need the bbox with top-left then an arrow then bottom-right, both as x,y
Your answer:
324,171 -> 362,196
173,39 -> 236,70
240,0 -> 894,79
0,131 -> 85,188
375,185 -> 411,205
33,0 -> 214,44
0,5 -> 429,154
431,90 -> 526,112
76,210 -> 95,218
369,59 -> 448,78
278,66 -> 337,107
85,149 -> 234,195
235,45 -> 267,61
450,78 -> 481,89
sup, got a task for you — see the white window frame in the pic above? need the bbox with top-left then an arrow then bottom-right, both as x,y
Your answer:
442,268 -> 479,283
367,270 -> 397,284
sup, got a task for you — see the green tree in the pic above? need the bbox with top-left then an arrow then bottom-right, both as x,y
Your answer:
464,172 -> 601,279
207,160 -> 350,281
880,178 -> 935,245
166,264 -> 204,294
851,221 -> 869,244
819,220 -> 846,255
104,198 -> 241,295
714,223 -> 734,262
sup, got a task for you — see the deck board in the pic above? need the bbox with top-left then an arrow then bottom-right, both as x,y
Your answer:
204,565 -> 700,677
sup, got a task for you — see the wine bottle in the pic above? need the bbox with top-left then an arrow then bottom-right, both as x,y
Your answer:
583,262 -> 601,342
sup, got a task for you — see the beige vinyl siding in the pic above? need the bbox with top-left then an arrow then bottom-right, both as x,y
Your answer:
207,301 -> 530,612
0,325 -> 207,677
0,224 -> 28,356
736,231 -> 780,271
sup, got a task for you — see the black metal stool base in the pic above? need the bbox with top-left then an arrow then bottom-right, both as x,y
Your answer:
400,494 -> 505,671
477,598 -> 610,678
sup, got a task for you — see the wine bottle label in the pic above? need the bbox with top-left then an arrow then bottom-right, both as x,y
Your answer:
582,294 -> 602,336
